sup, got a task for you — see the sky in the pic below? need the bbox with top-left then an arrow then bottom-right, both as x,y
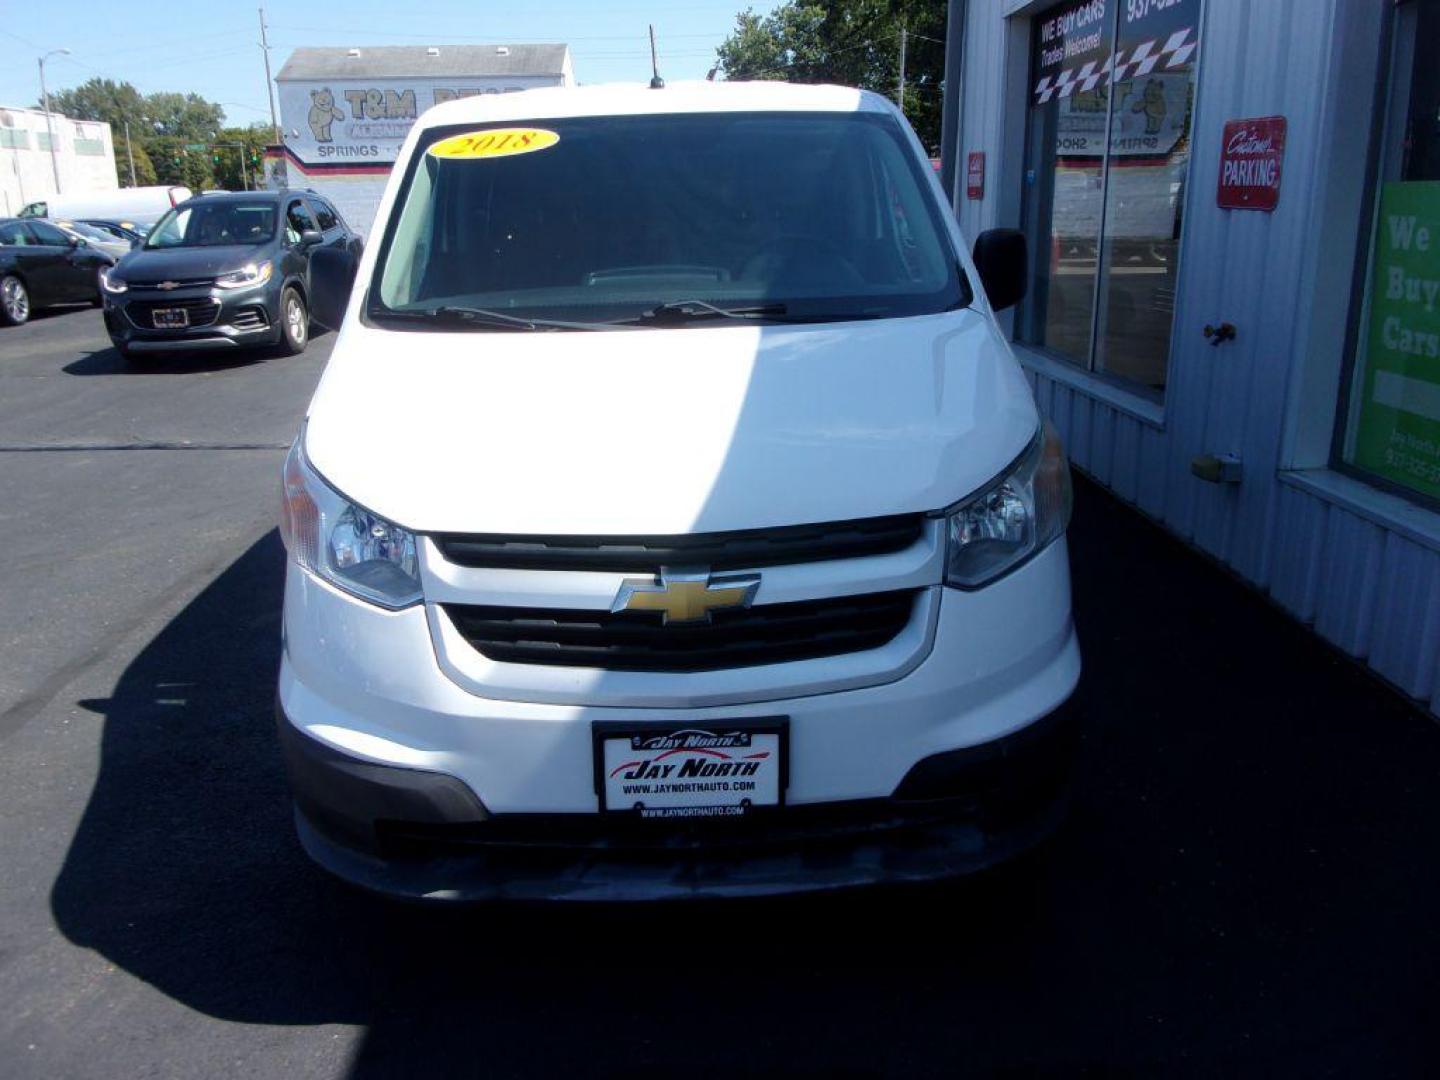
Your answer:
0,0 -> 755,127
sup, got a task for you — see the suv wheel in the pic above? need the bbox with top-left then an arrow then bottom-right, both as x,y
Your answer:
0,274 -> 30,326
277,287 -> 308,356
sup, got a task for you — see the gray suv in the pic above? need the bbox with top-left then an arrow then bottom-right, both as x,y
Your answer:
101,191 -> 362,362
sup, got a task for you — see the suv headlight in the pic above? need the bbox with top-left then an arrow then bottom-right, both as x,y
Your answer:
279,435 -> 421,609
215,261 -> 273,290
100,267 -> 127,294
943,420 -> 1072,589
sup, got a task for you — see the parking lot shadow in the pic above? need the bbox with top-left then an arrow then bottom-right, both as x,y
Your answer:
64,346 -> 268,376
49,484 -> 1440,1076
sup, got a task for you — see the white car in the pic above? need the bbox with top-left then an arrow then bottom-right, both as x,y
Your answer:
19,185 -> 192,230
278,81 -> 1080,901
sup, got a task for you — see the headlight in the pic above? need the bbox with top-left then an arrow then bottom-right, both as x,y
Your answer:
279,435 -> 421,608
215,261 -> 273,290
944,420 -> 1072,589
100,267 -> 127,294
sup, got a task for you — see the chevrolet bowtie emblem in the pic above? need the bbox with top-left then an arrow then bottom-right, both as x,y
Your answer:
156,281 -> 181,290
612,569 -> 760,625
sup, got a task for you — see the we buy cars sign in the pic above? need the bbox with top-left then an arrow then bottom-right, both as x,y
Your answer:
1218,116 -> 1287,211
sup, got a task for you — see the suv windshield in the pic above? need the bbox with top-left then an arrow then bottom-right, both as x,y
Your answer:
145,201 -> 276,249
371,111 -> 969,329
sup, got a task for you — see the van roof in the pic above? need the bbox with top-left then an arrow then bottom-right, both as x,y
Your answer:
417,80 -> 891,131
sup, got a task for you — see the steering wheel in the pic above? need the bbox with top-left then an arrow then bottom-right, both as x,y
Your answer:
742,234 -> 864,287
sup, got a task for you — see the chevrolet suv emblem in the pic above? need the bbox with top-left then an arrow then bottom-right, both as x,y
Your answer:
156,281 -> 181,291
612,569 -> 760,625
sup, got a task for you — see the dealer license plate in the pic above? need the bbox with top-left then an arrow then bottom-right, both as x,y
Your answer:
152,307 -> 189,328
594,720 -> 787,819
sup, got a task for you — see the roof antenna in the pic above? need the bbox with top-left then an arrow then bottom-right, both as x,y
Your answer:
648,25 -> 665,89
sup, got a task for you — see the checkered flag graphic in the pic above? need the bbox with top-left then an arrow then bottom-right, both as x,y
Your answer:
1034,26 -> 1197,104
1113,27 -> 1197,81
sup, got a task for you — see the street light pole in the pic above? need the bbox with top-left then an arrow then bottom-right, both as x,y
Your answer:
258,8 -> 281,146
123,119 -> 137,186
37,48 -> 70,194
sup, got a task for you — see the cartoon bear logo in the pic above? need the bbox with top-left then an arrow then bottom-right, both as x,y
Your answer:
1131,79 -> 1167,135
308,88 -> 345,143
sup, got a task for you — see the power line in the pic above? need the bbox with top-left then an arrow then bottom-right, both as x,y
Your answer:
267,24 -> 726,42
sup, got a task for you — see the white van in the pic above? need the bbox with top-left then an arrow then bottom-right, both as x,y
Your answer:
279,81 -> 1080,901
19,185 -> 192,228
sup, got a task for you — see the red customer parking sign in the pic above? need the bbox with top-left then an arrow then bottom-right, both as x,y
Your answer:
1217,116 -> 1286,212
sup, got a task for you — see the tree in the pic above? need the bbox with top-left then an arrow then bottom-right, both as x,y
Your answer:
210,127 -> 269,191
716,0 -> 947,151
117,138 -> 157,187
143,92 -> 223,142
43,78 -> 146,133
148,136 -> 214,192
41,77 -> 234,188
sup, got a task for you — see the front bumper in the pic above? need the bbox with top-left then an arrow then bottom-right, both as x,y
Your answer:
279,695 -> 1079,902
277,539 -> 1081,901
103,283 -> 282,352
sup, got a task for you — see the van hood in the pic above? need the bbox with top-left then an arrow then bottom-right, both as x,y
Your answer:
303,310 -> 1039,535
117,244 -> 265,281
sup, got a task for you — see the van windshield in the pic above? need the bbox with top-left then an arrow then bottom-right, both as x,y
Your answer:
371,111 -> 969,329
144,202 -> 276,249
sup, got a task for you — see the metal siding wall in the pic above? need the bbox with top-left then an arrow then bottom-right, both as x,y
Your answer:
961,0 -> 1440,714
1315,507 -> 1384,656
1270,483 -> 1327,622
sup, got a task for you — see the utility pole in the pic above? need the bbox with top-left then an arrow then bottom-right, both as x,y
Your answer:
37,48 -> 69,194
648,25 -> 664,89
258,8 -> 281,146
123,119 -> 137,186
896,25 -> 907,112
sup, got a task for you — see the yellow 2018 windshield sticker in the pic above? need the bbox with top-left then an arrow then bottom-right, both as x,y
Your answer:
427,128 -> 559,161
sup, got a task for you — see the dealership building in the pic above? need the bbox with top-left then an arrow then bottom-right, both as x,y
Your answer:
939,0 -> 1440,714
272,44 -> 574,235
0,106 -> 117,217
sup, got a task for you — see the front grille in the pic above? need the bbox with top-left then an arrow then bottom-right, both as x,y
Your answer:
436,514 -> 925,573
444,589 -> 917,672
126,297 -> 220,329
230,305 -> 268,330
128,277 -> 213,290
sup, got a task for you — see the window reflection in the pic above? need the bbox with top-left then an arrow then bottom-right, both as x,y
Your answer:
1094,4 -> 1198,389
1021,0 -> 1201,396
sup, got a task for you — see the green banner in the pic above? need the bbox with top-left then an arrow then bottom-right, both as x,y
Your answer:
1353,181 -> 1440,500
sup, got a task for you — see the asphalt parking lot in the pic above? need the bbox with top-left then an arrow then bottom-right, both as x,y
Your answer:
2,305 -> 1439,1078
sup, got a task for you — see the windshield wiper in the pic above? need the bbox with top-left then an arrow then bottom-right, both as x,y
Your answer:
381,305 -> 618,331
626,299 -> 791,325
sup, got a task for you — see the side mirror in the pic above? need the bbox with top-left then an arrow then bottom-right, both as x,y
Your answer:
309,244 -> 357,331
971,228 -> 1027,312
299,229 -> 324,248
71,236 -> 86,249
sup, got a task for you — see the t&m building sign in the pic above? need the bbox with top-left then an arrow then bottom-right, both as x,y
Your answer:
276,45 -> 573,170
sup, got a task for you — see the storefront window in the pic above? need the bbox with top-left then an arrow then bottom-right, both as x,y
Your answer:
1336,0 -> 1440,506
1018,0 -> 1201,396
